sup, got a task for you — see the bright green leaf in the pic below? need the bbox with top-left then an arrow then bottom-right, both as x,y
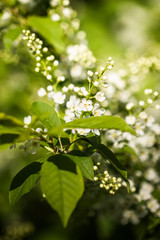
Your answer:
28,16 -> 65,53
31,102 -> 61,130
0,143 -> 12,151
41,155 -> 84,227
0,125 -> 23,135
9,161 -> 42,205
0,126 -> 30,147
49,115 -> 136,137
67,150 -> 94,181
0,112 -> 23,127
6,0 -> 17,6
3,27 -> 23,52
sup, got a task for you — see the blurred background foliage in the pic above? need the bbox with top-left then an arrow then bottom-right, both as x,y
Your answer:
0,0 -> 160,239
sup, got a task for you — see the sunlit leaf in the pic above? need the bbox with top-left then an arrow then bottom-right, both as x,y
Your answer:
3,27 -> 23,51
0,125 -> 23,135
31,102 -> 61,130
41,155 -> 84,227
49,115 -> 136,137
0,113 -> 23,127
28,16 -> 65,53
67,150 -> 94,181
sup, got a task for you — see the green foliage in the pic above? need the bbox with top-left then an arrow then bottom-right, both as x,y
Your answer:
95,143 -> 129,191
67,150 -> 94,181
9,161 -> 42,205
3,27 -> 23,52
28,16 -> 65,53
41,155 -> 84,227
0,113 -> 23,127
31,101 -> 61,130
49,115 -> 136,137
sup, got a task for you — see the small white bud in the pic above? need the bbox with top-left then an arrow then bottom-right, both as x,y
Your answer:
47,74 -> 52,80
36,56 -> 41,61
87,70 -> 94,77
93,166 -> 98,170
43,47 -> 48,52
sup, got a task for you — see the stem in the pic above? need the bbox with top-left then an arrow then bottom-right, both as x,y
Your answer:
58,137 -> 63,151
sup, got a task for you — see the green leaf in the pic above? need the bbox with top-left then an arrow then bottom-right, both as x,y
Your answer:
67,150 -> 94,181
9,161 -> 42,205
6,0 -> 17,6
41,155 -> 84,227
95,143 -> 130,192
31,102 -> 61,130
3,27 -> 23,52
0,112 -> 23,127
0,125 -> 23,135
0,134 -> 19,145
28,16 -> 65,53
0,143 -> 12,151
0,126 -> 30,147
119,145 -> 137,156
49,115 -> 136,137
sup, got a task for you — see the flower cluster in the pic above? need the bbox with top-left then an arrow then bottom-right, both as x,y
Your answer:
20,0 -> 160,227
19,139 -> 40,156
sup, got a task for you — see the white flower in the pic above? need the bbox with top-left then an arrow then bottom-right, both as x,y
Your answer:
87,70 -> 94,77
67,44 -> 96,68
47,91 -> 54,100
144,168 -> 159,183
78,87 -> 88,96
80,99 -> 93,112
136,134 -> 155,147
144,89 -> 153,95
47,85 -> 53,91
46,74 -> 52,80
36,128 -> 42,133
92,105 -> 105,116
30,139 -> 40,154
139,111 -> 148,119
76,128 -> 90,136
68,84 -> 74,90
93,81 -> 99,86
38,88 -> 46,97
62,7 -> 72,18
146,116 -> 155,127
19,140 -> 32,156
53,92 -> 66,104
138,182 -> 153,201
64,109 -> 75,122
147,199 -> 160,213
24,116 -> 32,125
121,210 -> 139,225
62,86 -> 68,92
139,101 -> 145,106
92,129 -> 100,135
135,123 -> 145,135
95,92 -> 105,102
152,124 -> 160,135
70,64 -> 83,79
51,13 -> 60,22
66,95 -> 80,110
107,72 -> 125,90
126,102 -> 135,110
1,10 -> 11,22
125,115 -> 136,125
50,0 -> 60,7
57,76 -> 65,82
18,0 -> 32,4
